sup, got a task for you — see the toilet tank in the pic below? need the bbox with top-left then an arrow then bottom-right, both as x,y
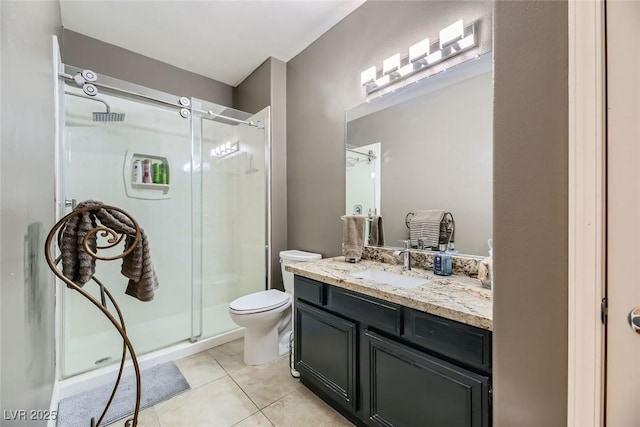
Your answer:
280,250 -> 322,294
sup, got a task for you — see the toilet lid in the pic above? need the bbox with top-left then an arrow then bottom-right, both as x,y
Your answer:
229,289 -> 290,313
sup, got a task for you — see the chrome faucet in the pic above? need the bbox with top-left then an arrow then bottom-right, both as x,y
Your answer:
394,240 -> 412,271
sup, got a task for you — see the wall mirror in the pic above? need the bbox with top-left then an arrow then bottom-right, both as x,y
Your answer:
345,53 -> 493,257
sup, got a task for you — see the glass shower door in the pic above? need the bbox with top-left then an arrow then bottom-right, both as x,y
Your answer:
60,85 -> 193,377
191,99 -> 270,339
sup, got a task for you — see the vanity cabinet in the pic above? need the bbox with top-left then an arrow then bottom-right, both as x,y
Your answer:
294,275 -> 492,427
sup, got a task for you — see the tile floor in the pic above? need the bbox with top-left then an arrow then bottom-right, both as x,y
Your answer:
107,339 -> 353,427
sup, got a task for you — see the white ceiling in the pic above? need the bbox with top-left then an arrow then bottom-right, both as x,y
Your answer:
60,0 -> 365,87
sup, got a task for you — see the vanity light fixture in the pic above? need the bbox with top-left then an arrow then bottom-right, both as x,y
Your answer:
211,141 -> 239,158
360,19 -> 478,95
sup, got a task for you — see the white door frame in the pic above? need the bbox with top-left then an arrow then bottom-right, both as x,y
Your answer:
567,0 -> 606,426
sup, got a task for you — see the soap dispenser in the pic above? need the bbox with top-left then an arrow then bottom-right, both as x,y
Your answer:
433,249 -> 452,276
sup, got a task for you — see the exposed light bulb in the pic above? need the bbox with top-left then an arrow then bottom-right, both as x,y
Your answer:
440,19 -> 464,49
383,53 -> 400,75
409,38 -> 430,62
360,66 -> 376,86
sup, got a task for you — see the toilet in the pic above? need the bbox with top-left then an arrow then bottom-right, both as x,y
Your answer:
229,249 -> 322,365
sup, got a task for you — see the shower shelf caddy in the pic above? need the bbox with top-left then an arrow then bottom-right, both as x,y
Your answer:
45,205 -> 142,427
124,150 -> 171,200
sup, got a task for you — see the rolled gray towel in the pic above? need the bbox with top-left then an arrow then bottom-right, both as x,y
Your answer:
60,200 -> 159,302
409,210 -> 445,248
368,215 -> 385,246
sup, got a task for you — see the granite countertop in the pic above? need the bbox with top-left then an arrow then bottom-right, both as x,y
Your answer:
286,257 -> 493,331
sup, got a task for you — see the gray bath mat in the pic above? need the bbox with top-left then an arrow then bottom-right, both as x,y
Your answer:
57,361 -> 190,426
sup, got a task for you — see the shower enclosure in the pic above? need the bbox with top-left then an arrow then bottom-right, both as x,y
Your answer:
57,66 -> 270,377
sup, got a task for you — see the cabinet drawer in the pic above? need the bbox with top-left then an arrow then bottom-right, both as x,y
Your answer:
405,310 -> 492,373
294,275 -> 326,305
328,287 -> 402,335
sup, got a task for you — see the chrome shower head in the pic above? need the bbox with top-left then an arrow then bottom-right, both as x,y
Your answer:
92,111 -> 125,122
65,90 -> 125,122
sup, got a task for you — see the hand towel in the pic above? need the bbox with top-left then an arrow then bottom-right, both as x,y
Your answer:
341,215 -> 366,262
60,200 -> 159,302
368,215 -> 385,246
409,209 -> 445,248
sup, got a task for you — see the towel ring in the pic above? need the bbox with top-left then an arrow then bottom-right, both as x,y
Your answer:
45,205 -> 142,427
405,212 -> 415,228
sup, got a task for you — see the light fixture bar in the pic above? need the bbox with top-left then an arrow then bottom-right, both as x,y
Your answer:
360,20 -> 478,95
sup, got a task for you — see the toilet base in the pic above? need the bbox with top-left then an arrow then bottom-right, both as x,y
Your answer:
242,311 -> 292,366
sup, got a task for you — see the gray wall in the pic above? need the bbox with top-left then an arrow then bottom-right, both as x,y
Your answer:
233,59 -> 271,113
62,29 -> 233,105
287,0 -> 492,257
234,57 -> 288,291
1,1 -> 61,423
493,2 -> 568,426
288,0 -> 568,426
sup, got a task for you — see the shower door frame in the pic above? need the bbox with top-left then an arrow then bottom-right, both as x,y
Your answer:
55,64 -> 272,376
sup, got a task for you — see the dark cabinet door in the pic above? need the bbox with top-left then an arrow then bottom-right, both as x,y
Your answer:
364,330 -> 490,427
295,300 -> 357,412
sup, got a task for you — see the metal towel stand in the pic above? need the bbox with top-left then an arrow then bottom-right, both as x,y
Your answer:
45,205 -> 142,427
405,211 -> 455,229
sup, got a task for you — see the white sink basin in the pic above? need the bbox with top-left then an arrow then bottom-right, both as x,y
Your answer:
350,269 -> 429,288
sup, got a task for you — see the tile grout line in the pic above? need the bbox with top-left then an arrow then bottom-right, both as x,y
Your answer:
259,409 -> 276,427
225,369 -> 263,412
175,351 -> 230,393
229,410 -> 262,427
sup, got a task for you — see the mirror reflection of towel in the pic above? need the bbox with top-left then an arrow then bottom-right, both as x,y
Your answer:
409,210 -> 445,248
341,215 -> 365,262
368,215 -> 385,246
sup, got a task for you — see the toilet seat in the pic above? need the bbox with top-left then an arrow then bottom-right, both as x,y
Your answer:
229,289 -> 290,314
